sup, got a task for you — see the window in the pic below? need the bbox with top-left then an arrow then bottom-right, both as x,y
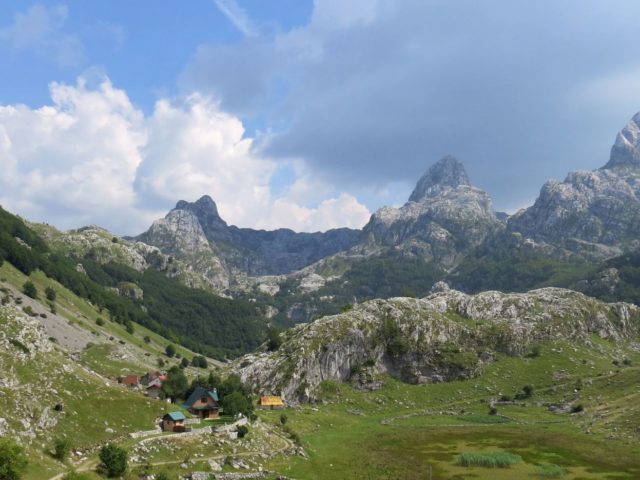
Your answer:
201,396 -> 208,403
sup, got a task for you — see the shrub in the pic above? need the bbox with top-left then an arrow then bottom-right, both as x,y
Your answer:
45,286 -> 57,302
96,317 -> 105,326
155,472 -> 170,480
53,437 -> 73,461
180,357 -> 190,368
0,438 -> 28,480
143,335 -> 151,344
98,444 -> 128,477
488,406 -> 498,416
571,404 -> 584,413
165,344 -> 176,357
22,280 -> 37,299
515,385 -> 534,400
22,306 -> 36,317
49,302 -> 57,314
456,452 -> 521,468
191,355 -> 208,368
266,328 -> 282,352
527,344 -> 542,358
236,425 -> 249,438
280,413 -> 288,425
125,321 -> 134,334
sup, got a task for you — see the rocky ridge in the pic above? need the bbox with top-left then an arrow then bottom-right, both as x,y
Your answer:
137,195 -> 362,280
509,113 -> 640,258
234,287 -> 640,402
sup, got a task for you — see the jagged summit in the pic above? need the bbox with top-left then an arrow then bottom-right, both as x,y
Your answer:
604,112 -> 640,170
174,195 -> 229,239
408,155 -> 470,202
175,195 -> 224,221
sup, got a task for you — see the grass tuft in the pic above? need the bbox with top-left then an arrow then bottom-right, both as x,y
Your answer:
456,452 -> 522,468
534,463 -> 566,477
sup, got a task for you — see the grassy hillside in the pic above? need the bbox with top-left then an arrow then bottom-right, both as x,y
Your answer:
257,339 -> 640,479
0,207 -> 267,358
0,262 -> 198,480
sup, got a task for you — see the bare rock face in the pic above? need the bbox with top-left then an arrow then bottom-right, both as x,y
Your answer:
233,288 -> 639,402
508,113 -> 640,258
362,156 -> 503,266
606,112 -> 640,170
409,155 -> 471,201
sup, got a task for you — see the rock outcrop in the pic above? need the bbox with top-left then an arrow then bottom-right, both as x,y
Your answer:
234,288 -> 639,402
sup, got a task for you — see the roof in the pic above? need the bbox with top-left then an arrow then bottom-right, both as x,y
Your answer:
147,384 -> 161,390
163,412 -> 186,421
147,378 -> 163,388
260,396 -> 284,406
182,387 -> 219,408
121,375 -> 139,385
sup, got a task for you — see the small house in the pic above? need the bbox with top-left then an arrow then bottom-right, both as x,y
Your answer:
147,384 -> 161,399
141,371 -> 167,386
259,395 -> 285,410
120,375 -> 140,387
162,411 -> 186,432
182,387 -> 220,419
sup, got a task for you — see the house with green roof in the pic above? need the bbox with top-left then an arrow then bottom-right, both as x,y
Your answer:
162,411 -> 186,432
182,387 -> 220,420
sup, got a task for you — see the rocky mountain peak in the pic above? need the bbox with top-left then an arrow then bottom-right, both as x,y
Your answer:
604,112 -> 640,170
408,155 -> 470,202
174,195 -> 229,238
175,195 -> 223,220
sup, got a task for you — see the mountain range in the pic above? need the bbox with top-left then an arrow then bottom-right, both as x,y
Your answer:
124,113 -> 640,316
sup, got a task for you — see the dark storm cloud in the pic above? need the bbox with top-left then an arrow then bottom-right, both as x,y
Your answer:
181,0 -> 640,211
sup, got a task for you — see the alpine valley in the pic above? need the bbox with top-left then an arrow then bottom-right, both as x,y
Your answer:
1,113 -> 640,479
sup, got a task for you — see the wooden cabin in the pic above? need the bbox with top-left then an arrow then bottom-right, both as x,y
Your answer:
182,387 -> 220,419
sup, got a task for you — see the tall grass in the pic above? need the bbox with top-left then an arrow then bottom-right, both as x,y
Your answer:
456,452 -> 522,468
535,463 -> 566,477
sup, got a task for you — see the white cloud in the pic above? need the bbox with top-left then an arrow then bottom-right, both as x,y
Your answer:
213,0 -> 258,37
0,4 -> 84,66
0,77 -> 370,234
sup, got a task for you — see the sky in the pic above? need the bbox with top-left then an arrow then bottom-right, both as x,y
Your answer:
1,1 -> 640,235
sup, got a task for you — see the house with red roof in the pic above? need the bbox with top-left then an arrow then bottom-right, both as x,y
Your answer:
120,374 -> 140,387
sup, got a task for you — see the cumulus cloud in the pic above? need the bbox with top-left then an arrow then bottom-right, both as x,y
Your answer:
182,0 -> 640,212
0,77 -> 370,234
0,4 -> 84,66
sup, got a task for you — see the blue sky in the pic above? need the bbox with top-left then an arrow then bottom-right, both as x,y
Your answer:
1,1 -> 640,234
